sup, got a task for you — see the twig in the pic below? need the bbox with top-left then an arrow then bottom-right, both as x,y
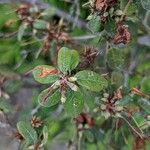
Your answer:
1,0 -> 88,29
124,47 -> 137,87
77,131 -> 82,150
72,0 -> 80,28
34,0 -> 88,29
72,31 -> 105,40
120,0 -> 132,21
72,34 -> 100,40
119,115 -> 144,139
0,31 -> 18,38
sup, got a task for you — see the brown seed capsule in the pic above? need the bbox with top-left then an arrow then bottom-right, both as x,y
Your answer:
74,113 -> 95,128
95,0 -> 118,12
31,116 -> 42,128
113,23 -> 131,44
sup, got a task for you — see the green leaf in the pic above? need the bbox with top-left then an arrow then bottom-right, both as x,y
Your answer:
88,14 -> 100,33
84,130 -> 94,142
107,48 -> 125,70
0,39 -> 21,65
33,19 -> 48,30
111,71 -> 124,86
41,7 -> 56,17
143,11 -> 150,32
17,121 -> 37,146
41,126 -> 48,146
116,95 -> 131,106
105,18 -> 116,34
0,4 -> 18,31
0,66 -> 19,79
0,98 -> 14,113
38,88 -> 60,107
57,47 -> 80,73
18,24 -> 27,41
132,113 -> 146,128
120,0 -> 141,15
4,80 -> 23,94
74,70 -> 108,92
137,98 -> 150,114
32,65 -> 60,84
141,0 -> 150,10
64,89 -> 84,116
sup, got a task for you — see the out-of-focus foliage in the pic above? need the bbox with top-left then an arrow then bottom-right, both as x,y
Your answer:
0,0 -> 150,150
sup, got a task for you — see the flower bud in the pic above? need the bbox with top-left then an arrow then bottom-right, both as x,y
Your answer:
103,12 -> 109,17
61,96 -> 66,103
109,7 -> 114,14
101,104 -> 106,110
68,77 -> 77,82
115,10 -> 123,16
101,98 -> 107,102
103,93 -> 109,98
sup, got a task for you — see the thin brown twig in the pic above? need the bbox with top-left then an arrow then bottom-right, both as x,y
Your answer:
119,115 -> 144,139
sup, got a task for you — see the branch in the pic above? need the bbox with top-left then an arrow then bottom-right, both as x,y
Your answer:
26,0 -> 88,29
0,31 -> 17,38
120,0 -> 132,21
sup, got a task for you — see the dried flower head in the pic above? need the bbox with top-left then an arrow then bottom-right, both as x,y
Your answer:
31,116 -> 42,128
80,47 -> 99,68
113,88 -> 123,100
95,0 -> 118,12
113,23 -> 131,44
74,113 -> 95,129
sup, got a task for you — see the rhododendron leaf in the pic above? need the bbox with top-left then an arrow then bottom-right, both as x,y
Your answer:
88,14 -> 100,33
64,89 -> 84,116
74,70 -> 108,92
18,24 -> 27,41
32,65 -> 60,84
41,126 -> 48,145
17,121 -> 37,146
107,48 -> 125,70
33,19 -> 48,30
58,47 -> 79,73
38,88 -> 60,107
